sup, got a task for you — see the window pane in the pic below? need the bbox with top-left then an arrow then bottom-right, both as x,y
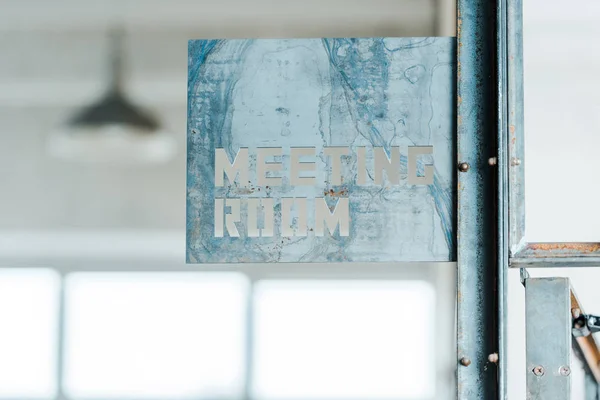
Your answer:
63,272 -> 248,399
252,280 -> 436,400
524,0 -> 600,242
0,268 -> 59,398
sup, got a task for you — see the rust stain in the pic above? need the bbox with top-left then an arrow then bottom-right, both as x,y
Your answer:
528,242 -> 600,255
324,188 -> 348,197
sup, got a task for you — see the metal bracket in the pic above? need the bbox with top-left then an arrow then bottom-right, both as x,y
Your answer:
572,313 -> 600,338
526,278 -> 572,399
526,277 -> 600,399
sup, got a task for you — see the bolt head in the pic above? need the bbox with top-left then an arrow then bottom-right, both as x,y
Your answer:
460,357 -> 471,367
511,157 -> 521,166
533,366 -> 545,376
458,162 -> 470,172
572,308 -> 581,319
488,157 -> 497,166
559,366 -> 571,376
488,353 -> 499,363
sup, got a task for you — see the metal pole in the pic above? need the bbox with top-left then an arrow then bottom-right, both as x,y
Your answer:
497,0 -> 509,396
456,0 -> 499,398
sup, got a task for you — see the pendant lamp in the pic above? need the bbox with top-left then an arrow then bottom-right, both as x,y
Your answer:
47,28 -> 177,164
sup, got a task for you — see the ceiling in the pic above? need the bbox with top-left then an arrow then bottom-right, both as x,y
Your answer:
0,0 -> 448,231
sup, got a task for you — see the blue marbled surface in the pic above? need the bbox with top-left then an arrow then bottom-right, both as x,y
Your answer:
187,38 -> 456,263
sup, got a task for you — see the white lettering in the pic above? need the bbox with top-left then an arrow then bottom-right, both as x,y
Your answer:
257,148 -> 283,186
290,147 -> 317,186
324,147 -> 350,185
214,198 -> 241,237
247,198 -> 260,237
214,198 -> 224,237
374,146 -> 400,185
215,148 -> 249,187
247,198 -> 275,237
357,146 -> 367,185
408,146 -> 434,185
315,197 -> 350,237
281,197 -> 308,237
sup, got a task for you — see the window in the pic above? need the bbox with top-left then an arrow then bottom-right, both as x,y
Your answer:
252,280 -> 436,399
0,268 -> 60,398
63,273 -> 248,399
0,256 -> 453,400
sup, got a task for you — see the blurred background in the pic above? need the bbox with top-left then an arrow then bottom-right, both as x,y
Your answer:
1,0 -> 600,399
0,1 -> 456,400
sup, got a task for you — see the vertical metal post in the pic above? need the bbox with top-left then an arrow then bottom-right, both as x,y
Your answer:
506,0 -> 525,256
497,0 -> 509,397
456,0 -> 498,398
525,278 -> 572,399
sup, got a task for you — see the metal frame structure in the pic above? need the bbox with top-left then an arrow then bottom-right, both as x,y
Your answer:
504,0 -> 600,268
460,0 -> 600,397
498,0 -> 600,397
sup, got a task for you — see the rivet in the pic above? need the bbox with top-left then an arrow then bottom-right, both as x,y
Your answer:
488,157 -> 497,166
488,353 -> 499,363
460,357 -> 471,367
559,366 -> 571,376
458,162 -> 470,172
532,366 -> 545,376
511,157 -> 521,166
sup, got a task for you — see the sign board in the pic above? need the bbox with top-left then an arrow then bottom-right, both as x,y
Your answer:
187,38 -> 455,263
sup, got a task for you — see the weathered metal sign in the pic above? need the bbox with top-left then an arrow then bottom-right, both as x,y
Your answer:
187,38 -> 455,263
